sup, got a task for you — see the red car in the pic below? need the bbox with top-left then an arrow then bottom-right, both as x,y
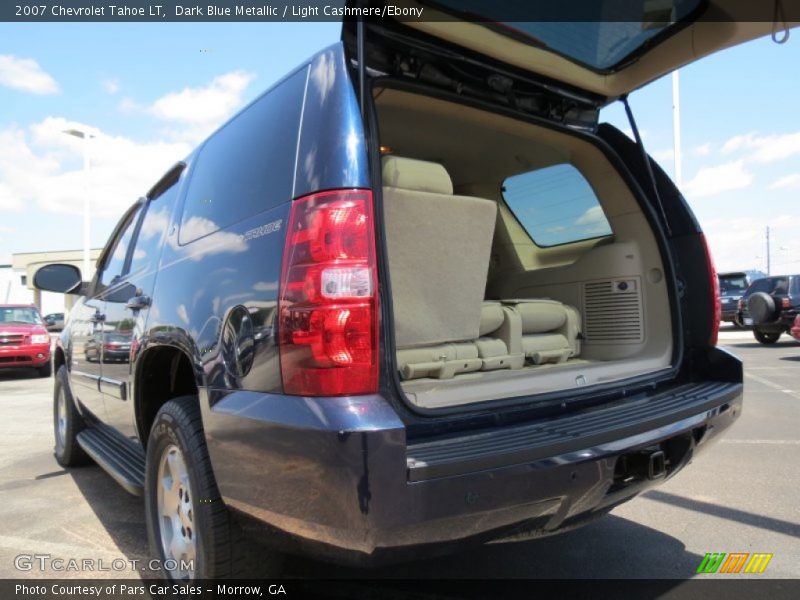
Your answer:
791,315 -> 800,343
0,304 -> 52,377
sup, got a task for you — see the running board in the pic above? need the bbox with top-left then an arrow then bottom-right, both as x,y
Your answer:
77,426 -> 146,496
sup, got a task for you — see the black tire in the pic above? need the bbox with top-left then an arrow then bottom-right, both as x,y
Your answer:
53,365 -> 91,467
754,329 -> 781,345
38,362 -> 52,378
144,396 -> 281,581
732,315 -> 745,329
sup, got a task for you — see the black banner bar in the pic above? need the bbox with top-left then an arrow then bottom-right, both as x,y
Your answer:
4,579 -> 800,600
2,0 -> 800,23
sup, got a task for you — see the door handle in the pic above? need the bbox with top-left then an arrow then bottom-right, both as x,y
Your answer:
126,295 -> 151,310
89,312 -> 106,323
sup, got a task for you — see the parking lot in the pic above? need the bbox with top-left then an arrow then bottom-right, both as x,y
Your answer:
0,326 -> 798,580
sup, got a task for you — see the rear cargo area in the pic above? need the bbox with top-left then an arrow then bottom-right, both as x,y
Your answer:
375,88 -> 674,408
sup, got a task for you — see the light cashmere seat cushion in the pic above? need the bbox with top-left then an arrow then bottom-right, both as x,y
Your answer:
503,299 -> 582,364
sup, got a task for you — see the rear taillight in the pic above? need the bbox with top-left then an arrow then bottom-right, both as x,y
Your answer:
782,297 -> 790,309
278,189 -> 379,396
701,235 -> 720,346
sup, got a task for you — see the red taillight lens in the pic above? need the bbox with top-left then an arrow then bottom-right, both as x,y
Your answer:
278,189 -> 379,396
701,235 -> 720,346
782,297 -> 790,309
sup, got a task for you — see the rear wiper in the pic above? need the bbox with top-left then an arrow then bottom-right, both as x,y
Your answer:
621,94 -> 673,236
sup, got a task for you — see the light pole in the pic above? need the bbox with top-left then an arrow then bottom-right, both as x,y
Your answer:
765,226 -> 771,275
62,128 -> 94,279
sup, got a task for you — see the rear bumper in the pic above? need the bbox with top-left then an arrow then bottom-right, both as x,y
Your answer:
203,374 -> 741,566
738,309 -> 798,330
102,348 -> 130,361
0,344 -> 50,368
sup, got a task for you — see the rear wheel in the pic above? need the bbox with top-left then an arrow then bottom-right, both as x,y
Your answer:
754,329 -> 781,344
53,365 -> 90,467
144,396 -> 281,581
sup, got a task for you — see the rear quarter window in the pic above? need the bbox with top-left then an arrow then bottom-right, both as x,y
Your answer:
179,67 -> 307,245
501,163 -> 612,247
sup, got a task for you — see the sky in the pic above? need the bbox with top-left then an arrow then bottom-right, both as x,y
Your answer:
0,21 -> 798,275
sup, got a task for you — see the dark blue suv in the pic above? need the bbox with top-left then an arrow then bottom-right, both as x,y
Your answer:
32,5 -> 775,581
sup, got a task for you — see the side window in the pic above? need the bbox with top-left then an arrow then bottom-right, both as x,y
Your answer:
501,163 -> 613,247
128,182 -> 179,276
99,205 -> 142,289
179,68 -> 307,244
772,277 -> 789,295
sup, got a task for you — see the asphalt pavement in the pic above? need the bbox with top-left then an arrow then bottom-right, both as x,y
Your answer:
0,325 -> 797,580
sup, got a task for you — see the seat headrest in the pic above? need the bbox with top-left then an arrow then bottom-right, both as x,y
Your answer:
382,156 -> 453,195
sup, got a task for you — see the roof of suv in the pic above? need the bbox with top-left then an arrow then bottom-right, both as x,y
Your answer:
744,275 -> 800,295
756,275 -> 799,281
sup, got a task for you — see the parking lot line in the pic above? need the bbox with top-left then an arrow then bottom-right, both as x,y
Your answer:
745,372 -> 800,399
720,439 -> 800,445
0,533 -> 122,558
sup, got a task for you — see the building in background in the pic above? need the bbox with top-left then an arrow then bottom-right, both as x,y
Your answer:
5,249 -> 101,316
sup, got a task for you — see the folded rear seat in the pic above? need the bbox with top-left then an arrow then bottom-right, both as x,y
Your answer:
475,301 -> 525,371
502,299 -> 582,365
383,155 -> 582,381
383,156 -> 499,380
397,343 -> 483,380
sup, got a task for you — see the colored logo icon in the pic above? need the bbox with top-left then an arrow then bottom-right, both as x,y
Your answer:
696,552 -> 773,574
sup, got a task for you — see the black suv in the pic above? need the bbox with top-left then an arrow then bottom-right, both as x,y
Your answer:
718,272 -> 754,328
32,5 -> 772,581
737,275 -> 800,344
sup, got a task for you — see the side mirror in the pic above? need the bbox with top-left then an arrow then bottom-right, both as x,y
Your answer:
33,264 -> 85,295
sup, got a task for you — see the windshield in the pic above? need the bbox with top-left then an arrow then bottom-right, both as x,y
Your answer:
0,307 -> 42,325
719,275 -> 748,294
428,0 -> 704,71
